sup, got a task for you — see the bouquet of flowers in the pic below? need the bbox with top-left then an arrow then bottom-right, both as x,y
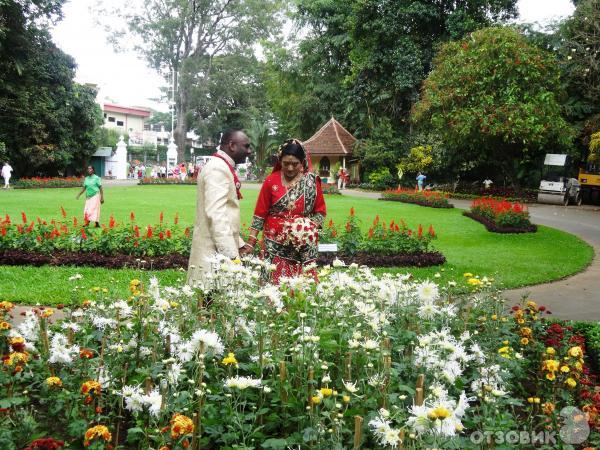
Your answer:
280,217 -> 318,250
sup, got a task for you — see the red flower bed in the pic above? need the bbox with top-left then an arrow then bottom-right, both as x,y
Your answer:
381,188 -> 453,208
466,197 -> 536,233
13,177 -> 83,189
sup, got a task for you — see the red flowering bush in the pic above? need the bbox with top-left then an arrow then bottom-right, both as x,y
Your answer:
0,209 -> 192,257
470,197 -> 532,229
13,177 -> 82,189
381,188 -> 453,208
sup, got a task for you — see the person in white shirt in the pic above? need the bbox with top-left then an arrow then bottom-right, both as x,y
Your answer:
2,162 -> 13,189
483,179 -> 493,189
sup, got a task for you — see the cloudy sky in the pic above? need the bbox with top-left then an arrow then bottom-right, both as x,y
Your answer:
50,0 -> 575,113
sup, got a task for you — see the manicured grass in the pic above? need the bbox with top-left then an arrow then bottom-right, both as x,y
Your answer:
0,185 -> 594,305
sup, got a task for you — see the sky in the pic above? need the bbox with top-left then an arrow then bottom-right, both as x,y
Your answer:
50,0 -> 576,113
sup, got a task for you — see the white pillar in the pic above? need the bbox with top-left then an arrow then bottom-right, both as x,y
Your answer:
105,136 -> 128,179
167,138 -> 178,176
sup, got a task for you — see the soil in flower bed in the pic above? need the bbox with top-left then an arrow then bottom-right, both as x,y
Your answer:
317,251 -> 446,267
463,211 -> 537,233
379,197 -> 454,208
0,249 -> 445,269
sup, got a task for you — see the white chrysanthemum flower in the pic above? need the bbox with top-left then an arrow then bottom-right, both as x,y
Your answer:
143,389 -> 162,417
111,300 -> 132,318
91,316 -> 118,330
361,339 -> 379,350
167,362 -> 183,386
48,332 -> 80,364
343,380 -> 358,393
416,280 -> 439,302
224,376 -> 262,390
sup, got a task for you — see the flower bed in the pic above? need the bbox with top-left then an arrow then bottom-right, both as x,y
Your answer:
435,183 -> 538,203
381,188 -> 453,208
13,177 -> 83,189
1,261 -> 598,448
0,209 -> 444,268
138,177 -> 196,185
465,198 -> 537,233
321,183 -> 341,195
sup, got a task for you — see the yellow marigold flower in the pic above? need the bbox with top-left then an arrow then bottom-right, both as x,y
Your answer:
232,258 -> 242,265
46,376 -> 62,387
0,321 -> 11,330
520,338 -> 529,346
502,340 -> 509,345
467,278 -> 482,286
463,272 -> 473,277
221,352 -> 238,366
527,397 -> 534,403
517,319 -> 525,325
543,359 -> 560,372
546,372 -> 556,381
130,279 -> 141,286
81,380 -> 102,396
526,300 -> 537,309
0,301 -> 14,311
170,301 -> 179,308
568,346 -> 583,358
501,317 -> 508,322
534,397 -> 540,404
84,425 -> 111,445
320,388 -> 333,397
8,336 -> 24,345
41,308 -> 54,318
491,314 -> 498,320
546,347 -> 556,355
342,395 -> 350,403
498,346 -> 510,354
565,378 -> 577,388
311,395 -> 322,405
428,407 -> 451,420
3,351 -> 29,366
520,327 -> 532,337
542,402 -> 555,415
560,365 -> 570,373
573,361 -> 583,371
170,413 -> 194,439
515,310 -> 524,319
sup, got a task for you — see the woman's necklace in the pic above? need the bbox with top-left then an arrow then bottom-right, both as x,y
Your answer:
282,173 -> 303,210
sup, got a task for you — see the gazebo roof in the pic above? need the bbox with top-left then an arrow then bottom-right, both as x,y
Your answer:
303,117 -> 356,156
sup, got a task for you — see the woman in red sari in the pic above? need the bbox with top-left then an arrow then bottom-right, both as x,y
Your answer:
247,139 -> 326,284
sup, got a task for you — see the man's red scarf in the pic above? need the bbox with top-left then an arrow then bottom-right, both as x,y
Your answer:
212,152 -> 243,199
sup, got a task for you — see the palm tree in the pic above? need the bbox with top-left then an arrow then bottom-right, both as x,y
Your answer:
246,120 -> 279,178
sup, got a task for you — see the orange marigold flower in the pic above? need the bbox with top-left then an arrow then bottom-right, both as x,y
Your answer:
79,348 -> 94,359
170,413 -> 194,439
3,351 -> 29,367
0,321 -> 11,330
81,380 -> 102,396
543,402 -> 555,415
520,327 -> 532,337
0,301 -> 14,311
84,425 -> 111,446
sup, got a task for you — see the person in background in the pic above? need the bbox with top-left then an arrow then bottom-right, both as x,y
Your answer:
483,178 -> 493,190
2,161 -> 13,189
180,163 -> 187,181
416,172 -> 427,191
76,166 -> 104,227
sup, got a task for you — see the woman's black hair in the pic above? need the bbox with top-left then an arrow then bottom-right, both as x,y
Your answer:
279,139 -> 306,162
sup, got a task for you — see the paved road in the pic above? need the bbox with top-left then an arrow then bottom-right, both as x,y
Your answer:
342,189 -> 600,321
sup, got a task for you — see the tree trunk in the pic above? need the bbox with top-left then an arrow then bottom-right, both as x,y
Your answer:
175,87 -> 188,163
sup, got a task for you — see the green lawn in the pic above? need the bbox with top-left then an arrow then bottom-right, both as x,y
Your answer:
0,185 -> 594,305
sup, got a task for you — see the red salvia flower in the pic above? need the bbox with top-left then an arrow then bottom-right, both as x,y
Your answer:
184,227 -> 190,237
24,437 -> 65,450
146,226 -> 153,238
1,228 -> 6,237
109,215 -> 116,229
73,217 -> 78,226
345,222 -> 351,232
160,212 -> 164,223
130,212 -> 135,221
26,221 -> 35,233
174,213 -> 179,225
159,231 -> 164,240
21,212 -> 27,223
81,228 -> 87,240
350,207 -> 355,216
166,229 -> 172,238
368,227 -> 374,238
134,225 -> 140,237
428,224 -> 435,237
60,206 -> 67,218
418,224 -> 423,238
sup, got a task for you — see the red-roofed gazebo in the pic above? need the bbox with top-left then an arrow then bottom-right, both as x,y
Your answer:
302,117 -> 359,183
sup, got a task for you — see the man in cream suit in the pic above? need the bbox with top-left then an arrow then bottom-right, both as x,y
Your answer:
187,129 -> 253,286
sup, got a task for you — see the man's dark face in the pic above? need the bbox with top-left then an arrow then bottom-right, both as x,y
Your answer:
226,132 -> 252,164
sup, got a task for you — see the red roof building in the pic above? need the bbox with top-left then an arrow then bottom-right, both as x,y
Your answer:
303,117 -> 359,183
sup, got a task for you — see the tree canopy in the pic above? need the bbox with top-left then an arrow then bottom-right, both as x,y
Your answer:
412,26 -> 574,187
0,0 -> 103,176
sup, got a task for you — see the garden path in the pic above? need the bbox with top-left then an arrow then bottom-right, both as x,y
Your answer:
343,189 -> 600,322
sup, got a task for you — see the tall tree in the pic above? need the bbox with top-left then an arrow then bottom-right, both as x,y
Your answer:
0,0 -> 103,176
110,0 -> 282,161
412,26 -> 574,188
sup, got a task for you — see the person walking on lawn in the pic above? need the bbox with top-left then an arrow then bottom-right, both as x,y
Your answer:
76,166 -> 104,227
